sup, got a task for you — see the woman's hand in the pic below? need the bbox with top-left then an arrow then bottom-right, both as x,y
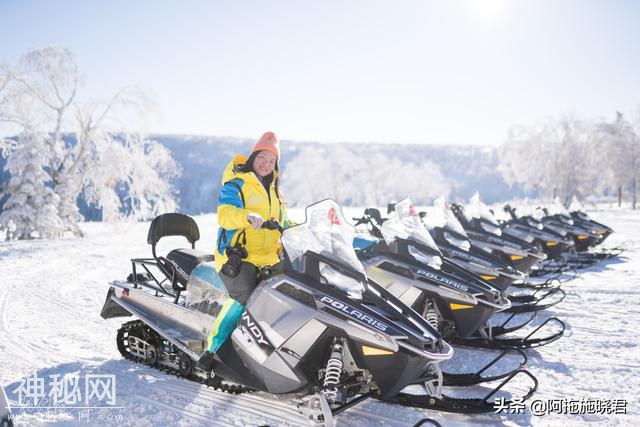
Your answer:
247,213 -> 265,230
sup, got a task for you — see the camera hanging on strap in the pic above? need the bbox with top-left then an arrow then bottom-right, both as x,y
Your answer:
221,229 -> 247,278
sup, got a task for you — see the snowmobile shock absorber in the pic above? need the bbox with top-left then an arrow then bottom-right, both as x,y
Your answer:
322,338 -> 344,404
423,299 -> 439,333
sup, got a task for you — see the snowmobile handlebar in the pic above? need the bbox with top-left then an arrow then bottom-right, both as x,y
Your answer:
260,219 -> 284,233
246,218 -> 283,233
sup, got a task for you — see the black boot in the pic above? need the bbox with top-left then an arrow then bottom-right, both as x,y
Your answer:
197,351 -> 216,371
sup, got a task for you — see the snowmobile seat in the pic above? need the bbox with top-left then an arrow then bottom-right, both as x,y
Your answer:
166,248 -> 215,287
146,213 -> 214,299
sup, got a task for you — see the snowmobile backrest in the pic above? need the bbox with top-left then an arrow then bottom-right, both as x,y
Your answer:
147,213 -> 200,254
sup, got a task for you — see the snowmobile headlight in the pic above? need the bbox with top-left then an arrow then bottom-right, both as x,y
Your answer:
362,345 -> 395,356
449,303 -> 474,311
546,241 -> 558,247
480,275 -> 496,281
577,235 -> 589,240
510,255 -> 524,261
595,230 -> 606,235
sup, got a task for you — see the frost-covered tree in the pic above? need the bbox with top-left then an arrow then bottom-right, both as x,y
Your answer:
282,146 -> 449,207
83,132 -> 179,222
0,127 -> 64,239
599,112 -> 640,209
499,115 -> 603,206
0,47 -> 180,239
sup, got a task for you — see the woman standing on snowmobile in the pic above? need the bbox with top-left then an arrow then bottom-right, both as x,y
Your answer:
199,131 -> 288,369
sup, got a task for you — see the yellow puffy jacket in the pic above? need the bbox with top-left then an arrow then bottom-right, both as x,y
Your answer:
215,154 -> 286,272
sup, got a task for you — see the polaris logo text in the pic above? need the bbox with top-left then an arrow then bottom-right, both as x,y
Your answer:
416,270 -> 469,292
487,236 -> 521,250
319,296 -> 388,332
451,250 -> 493,267
168,260 -> 190,280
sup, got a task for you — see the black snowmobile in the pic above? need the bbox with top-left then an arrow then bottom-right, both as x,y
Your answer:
503,202 -> 619,273
450,193 -> 547,275
538,201 -> 604,252
448,197 -> 566,308
501,204 -> 577,276
352,198 -> 565,353
417,198 -> 566,313
568,198 -> 613,244
416,197 -> 526,294
100,200 -> 537,421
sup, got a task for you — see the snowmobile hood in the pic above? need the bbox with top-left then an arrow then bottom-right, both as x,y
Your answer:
363,238 -> 505,305
431,227 -> 526,281
466,229 -> 546,260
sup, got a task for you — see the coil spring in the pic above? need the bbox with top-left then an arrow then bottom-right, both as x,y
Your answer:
322,340 -> 343,403
424,300 -> 439,333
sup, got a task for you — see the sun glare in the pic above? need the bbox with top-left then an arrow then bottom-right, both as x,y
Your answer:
470,0 -> 507,26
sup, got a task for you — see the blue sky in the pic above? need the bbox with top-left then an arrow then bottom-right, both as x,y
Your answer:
1,0 -> 639,145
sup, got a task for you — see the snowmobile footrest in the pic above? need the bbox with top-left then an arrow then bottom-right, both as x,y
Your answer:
384,369 -> 538,414
443,348 -> 528,386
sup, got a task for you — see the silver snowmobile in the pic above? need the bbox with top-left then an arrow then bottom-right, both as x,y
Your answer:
101,200 -> 533,421
352,198 -> 564,352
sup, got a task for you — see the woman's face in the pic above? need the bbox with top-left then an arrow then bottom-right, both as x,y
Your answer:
253,150 -> 277,178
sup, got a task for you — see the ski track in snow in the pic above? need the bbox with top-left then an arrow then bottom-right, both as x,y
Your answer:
1,209 -> 638,426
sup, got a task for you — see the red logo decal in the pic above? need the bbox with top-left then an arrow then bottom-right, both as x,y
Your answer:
328,207 -> 341,225
409,204 -> 417,217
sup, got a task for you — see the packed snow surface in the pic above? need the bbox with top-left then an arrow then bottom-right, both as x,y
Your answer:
0,208 -> 638,426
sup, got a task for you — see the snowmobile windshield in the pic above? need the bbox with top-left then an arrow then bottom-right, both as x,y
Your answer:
281,199 -> 366,299
381,198 -> 443,269
466,193 -> 502,236
568,196 -> 585,213
426,196 -> 468,237
548,197 -> 573,222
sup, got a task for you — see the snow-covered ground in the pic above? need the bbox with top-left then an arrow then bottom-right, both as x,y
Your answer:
1,208 -> 638,426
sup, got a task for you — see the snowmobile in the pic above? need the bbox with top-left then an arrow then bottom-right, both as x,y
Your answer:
417,197 -> 526,294
450,193 -> 547,276
501,204 -> 577,276
568,197 -> 613,244
448,196 -> 566,304
539,199 -> 604,252
101,201 -> 537,422
360,199 -> 564,314
503,202 -> 619,273
352,198 -> 565,353
421,198 -> 566,312
0,385 -> 12,427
